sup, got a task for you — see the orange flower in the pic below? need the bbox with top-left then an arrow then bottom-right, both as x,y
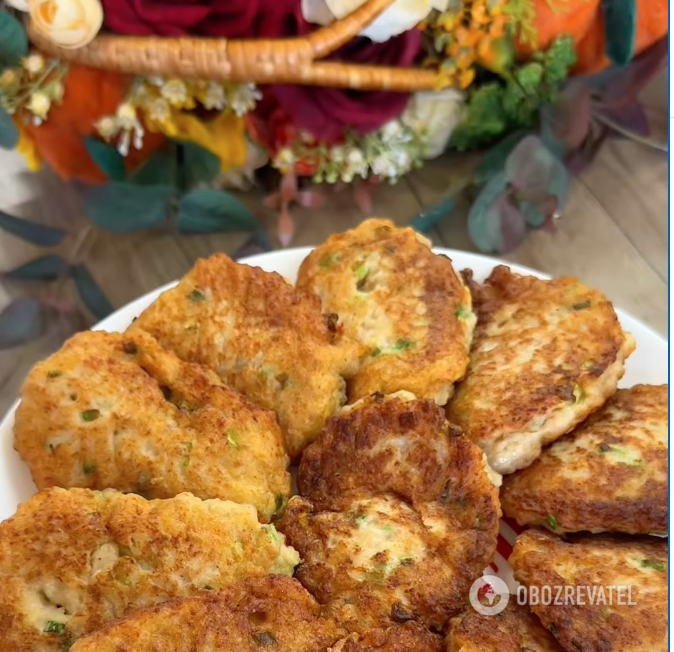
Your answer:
514,0 -> 668,74
23,65 -> 164,183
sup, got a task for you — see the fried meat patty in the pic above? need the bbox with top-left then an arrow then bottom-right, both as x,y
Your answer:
448,602 -> 564,652
329,622 -> 444,652
128,254 -> 358,458
279,393 -> 500,632
510,530 -> 668,652
71,576 -> 344,652
14,330 -> 290,521
448,266 -> 635,474
501,385 -> 668,535
297,218 -> 474,405
0,488 -> 299,652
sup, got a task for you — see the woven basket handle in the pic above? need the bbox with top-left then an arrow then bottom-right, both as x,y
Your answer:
27,0 -> 439,91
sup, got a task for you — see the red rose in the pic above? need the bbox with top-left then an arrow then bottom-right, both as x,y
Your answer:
101,0 -> 305,38
271,31 -> 422,141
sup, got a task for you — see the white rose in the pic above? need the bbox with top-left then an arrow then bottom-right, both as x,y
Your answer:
5,0 -> 29,11
402,89 -> 466,159
29,0 -> 103,49
302,0 -> 449,42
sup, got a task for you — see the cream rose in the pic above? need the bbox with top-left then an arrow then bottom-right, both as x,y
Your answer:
402,89 -> 466,159
302,0 -> 449,43
29,0 -> 103,49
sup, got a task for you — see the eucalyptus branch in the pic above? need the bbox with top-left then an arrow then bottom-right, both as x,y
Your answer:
594,111 -> 668,153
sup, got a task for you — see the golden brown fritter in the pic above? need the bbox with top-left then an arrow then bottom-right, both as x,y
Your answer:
14,329 -> 290,521
0,488 -> 299,652
297,218 -> 474,405
128,254 -> 358,459
501,385 -> 668,535
510,530 -> 668,652
279,393 -> 500,633
448,265 -> 635,474
71,576 -> 345,652
329,622 -> 444,652
447,602 -> 564,652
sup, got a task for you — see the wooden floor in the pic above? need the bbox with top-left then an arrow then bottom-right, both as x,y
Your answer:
0,123 -> 668,416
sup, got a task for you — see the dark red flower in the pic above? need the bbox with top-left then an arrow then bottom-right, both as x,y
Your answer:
271,31 -> 423,141
101,0 -> 305,38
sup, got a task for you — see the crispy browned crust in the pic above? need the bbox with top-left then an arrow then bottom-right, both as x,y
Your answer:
501,385 -> 668,534
448,602 -> 564,652
297,218 -> 474,405
330,622 -> 444,652
510,530 -> 668,652
279,394 -> 500,633
0,488 -> 299,652
448,265 -> 634,474
71,575 -> 345,652
128,254 -> 359,458
14,329 -> 290,521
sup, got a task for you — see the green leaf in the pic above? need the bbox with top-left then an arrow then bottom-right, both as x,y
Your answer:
0,8 -> 28,67
70,264 -> 114,321
0,297 -> 45,350
84,138 -> 127,181
604,0 -> 636,66
505,135 -> 569,209
467,171 -> 527,253
3,254 -> 69,280
410,195 -> 456,233
474,130 -> 528,185
128,149 -> 174,186
0,210 -> 67,246
176,189 -> 256,234
179,141 -> 220,185
0,104 -> 19,149
84,183 -> 173,232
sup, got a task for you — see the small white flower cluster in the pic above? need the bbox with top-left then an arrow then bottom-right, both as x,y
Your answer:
93,76 -> 262,156
0,54 -> 67,125
272,119 -> 427,184
94,102 -> 145,156
227,83 -> 262,117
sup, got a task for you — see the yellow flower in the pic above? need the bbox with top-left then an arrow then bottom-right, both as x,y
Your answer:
0,69 -> 19,91
94,116 -> 117,141
145,108 -> 246,172
23,54 -> 45,75
29,0 -> 103,49
14,119 -> 41,171
27,91 -> 51,119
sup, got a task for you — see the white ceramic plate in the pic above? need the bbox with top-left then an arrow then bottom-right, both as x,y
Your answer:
0,247 -> 667,532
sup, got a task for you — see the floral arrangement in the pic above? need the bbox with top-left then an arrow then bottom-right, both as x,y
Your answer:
0,0 -> 668,257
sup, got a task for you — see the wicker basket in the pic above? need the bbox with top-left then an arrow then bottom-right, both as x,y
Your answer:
27,0 -> 440,91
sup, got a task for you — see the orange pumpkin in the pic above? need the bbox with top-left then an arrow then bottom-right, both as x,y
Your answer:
515,0 -> 668,75
24,65 -> 164,184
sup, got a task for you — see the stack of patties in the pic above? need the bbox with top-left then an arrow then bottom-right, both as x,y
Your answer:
14,329 -> 290,521
0,488 -> 299,651
278,392 -> 501,634
446,264 -> 668,651
502,384 -> 669,652
128,253 -> 359,458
